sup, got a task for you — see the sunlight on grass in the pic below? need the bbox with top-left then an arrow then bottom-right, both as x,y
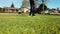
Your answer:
0,14 -> 60,34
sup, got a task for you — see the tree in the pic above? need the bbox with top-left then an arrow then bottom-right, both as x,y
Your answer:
42,0 -> 47,14
38,3 -> 47,13
0,7 -> 2,10
37,0 -> 48,14
21,0 -> 30,8
0,7 -> 3,13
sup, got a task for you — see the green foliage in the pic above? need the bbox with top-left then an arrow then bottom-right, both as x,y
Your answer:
0,7 -> 2,11
0,7 -> 3,13
38,4 -> 47,11
0,14 -> 60,34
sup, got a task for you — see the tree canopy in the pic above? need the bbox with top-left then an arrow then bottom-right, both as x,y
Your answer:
38,3 -> 47,11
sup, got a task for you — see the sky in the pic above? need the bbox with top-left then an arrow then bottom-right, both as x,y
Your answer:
0,0 -> 60,9
0,0 -> 23,8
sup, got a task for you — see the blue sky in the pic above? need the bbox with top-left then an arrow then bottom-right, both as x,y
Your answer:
46,0 -> 60,9
0,0 -> 60,9
0,0 -> 23,8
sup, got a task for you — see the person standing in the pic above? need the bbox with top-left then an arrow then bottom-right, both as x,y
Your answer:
29,0 -> 36,16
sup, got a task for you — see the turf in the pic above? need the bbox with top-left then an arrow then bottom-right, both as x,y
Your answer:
0,14 -> 60,34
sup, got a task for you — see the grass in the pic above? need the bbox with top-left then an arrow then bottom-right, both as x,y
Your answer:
0,14 -> 60,34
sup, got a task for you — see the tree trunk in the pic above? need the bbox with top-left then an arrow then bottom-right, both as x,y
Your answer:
42,4 -> 45,15
42,0 -> 45,15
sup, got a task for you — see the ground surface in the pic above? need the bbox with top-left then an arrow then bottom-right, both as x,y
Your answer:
0,13 -> 60,34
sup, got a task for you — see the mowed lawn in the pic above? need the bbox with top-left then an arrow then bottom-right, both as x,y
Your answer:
0,13 -> 60,34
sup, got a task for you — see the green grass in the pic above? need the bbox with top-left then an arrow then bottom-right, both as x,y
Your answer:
0,14 -> 60,34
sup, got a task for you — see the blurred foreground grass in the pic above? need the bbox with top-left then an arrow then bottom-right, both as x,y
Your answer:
0,14 -> 60,34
